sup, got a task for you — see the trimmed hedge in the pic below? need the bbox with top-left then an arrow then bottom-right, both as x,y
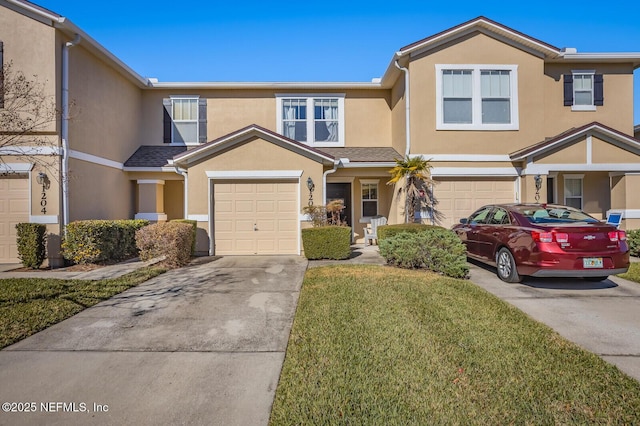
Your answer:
62,219 -> 149,264
302,226 -> 351,260
628,229 -> 640,257
15,223 -> 47,269
379,229 -> 469,278
171,219 -> 197,254
136,221 -> 193,268
377,223 -> 441,242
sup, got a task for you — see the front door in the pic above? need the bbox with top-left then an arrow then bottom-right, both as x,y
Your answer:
326,183 -> 351,226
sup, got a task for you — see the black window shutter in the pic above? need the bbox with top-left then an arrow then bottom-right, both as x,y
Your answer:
163,98 -> 172,143
0,41 -> 4,109
563,74 -> 573,106
198,98 -> 207,143
594,74 -> 604,106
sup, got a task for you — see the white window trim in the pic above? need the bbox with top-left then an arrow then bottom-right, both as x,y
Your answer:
563,174 -> 584,209
170,95 -> 200,146
360,180 -> 379,218
571,70 -> 596,112
275,94 -> 345,147
435,64 -> 519,131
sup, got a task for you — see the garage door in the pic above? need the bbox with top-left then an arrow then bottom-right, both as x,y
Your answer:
213,180 -> 298,255
0,175 -> 30,263
435,177 -> 516,228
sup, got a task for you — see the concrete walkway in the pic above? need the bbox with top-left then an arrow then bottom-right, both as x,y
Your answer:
468,260 -> 640,383
0,256 -> 307,425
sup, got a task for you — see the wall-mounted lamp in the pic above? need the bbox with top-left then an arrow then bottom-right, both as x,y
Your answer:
36,172 -> 50,189
306,176 -> 315,206
36,172 -> 47,185
534,174 -> 542,203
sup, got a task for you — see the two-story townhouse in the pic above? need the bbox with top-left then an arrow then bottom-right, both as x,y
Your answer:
1,0 -> 640,265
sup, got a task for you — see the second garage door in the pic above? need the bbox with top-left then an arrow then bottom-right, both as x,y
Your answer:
213,180 -> 298,255
435,177 -> 516,228
0,175 -> 30,263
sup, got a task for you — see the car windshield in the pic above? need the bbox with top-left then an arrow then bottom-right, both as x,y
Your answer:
517,205 -> 600,224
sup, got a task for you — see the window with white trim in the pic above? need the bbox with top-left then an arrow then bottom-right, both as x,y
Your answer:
564,175 -> 583,210
361,180 -> 378,217
171,97 -> 199,144
436,65 -> 519,130
564,70 -> 603,111
276,94 -> 345,146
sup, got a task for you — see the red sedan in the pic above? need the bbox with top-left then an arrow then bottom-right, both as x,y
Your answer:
452,204 -> 630,283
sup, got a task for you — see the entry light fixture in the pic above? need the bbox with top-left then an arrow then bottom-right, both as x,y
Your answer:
534,174 -> 542,202
306,177 -> 315,206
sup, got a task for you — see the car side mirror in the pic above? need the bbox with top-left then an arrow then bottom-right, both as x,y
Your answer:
459,218 -> 468,224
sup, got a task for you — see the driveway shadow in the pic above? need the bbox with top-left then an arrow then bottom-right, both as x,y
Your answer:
467,258 -> 618,290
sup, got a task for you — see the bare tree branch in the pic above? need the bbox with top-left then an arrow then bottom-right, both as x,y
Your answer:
0,61 -> 60,175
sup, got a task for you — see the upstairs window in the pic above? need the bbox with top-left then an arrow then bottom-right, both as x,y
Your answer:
564,71 -> 603,111
276,94 -> 345,147
163,96 -> 207,145
436,65 -> 519,130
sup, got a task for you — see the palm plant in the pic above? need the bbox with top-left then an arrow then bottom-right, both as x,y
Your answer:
388,156 -> 438,224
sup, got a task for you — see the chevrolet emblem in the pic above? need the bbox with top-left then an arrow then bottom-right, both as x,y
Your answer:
584,235 -> 596,240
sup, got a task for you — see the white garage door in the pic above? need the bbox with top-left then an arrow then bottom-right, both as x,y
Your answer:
213,180 -> 298,255
0,175 -> 30,263
436,177 -> 516,228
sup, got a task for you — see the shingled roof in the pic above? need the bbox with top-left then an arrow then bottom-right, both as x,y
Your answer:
318,147 -> 401,163
124,146 -> 188,168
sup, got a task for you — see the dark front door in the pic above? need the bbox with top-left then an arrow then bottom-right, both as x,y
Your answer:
326,183 -> 351,226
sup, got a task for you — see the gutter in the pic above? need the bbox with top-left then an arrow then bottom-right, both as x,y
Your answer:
61,33 -> 81,233
394,59 -> 411,157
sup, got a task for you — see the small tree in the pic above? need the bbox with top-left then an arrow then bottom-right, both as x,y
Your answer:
388,155 -> 440,224
0,61 -> 59,173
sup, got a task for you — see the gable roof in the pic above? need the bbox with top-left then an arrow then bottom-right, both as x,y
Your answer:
510,122 -> 640,160
399,16 -> 561,59
171,124 -> 335,167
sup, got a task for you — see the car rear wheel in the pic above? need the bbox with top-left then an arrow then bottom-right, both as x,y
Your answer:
496,248 -> 522,283
584,276 -> 608,282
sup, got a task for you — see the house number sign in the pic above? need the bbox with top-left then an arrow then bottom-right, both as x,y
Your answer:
40,182 -> 47,214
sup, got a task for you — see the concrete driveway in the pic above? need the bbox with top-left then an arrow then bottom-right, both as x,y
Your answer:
0,256 -> 307,425
469,260 -> 640,382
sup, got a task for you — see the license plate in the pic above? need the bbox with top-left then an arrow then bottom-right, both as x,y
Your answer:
583,258 -> 603,268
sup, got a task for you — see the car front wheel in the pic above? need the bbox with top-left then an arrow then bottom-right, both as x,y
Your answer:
496,248 -> 522,283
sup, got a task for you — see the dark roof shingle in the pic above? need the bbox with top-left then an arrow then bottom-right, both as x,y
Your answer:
124,146 -> 188,168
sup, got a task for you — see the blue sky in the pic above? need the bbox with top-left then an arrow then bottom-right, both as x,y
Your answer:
36,0 -> 640,124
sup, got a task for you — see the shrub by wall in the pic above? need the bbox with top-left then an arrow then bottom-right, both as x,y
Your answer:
15,223 -> 47,269
301,226 -> 351,260
627,229 -> 640,257
136,221 -> 193,268
377,223 -> 441,242
171,219 -> 197,254
62,219 -> 149,264
379,229 -> 469,279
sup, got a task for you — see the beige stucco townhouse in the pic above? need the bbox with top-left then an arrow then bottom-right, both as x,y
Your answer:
1,0 -> 640,265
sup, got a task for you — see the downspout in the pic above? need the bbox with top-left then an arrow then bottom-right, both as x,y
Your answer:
61,34 -> 81,234
394,59 -> 411,157
173,166 -> 188,218
322,160 -> 340,205
395,58 -> 412,222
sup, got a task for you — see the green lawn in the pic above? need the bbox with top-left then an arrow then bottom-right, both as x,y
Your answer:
271,265 -> 640,425
0,267 -> 165,349
619,262 -> 640,283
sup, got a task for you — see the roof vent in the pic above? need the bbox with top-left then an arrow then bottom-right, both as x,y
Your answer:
561,47 -> 577,54
371,77 -> 382,83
